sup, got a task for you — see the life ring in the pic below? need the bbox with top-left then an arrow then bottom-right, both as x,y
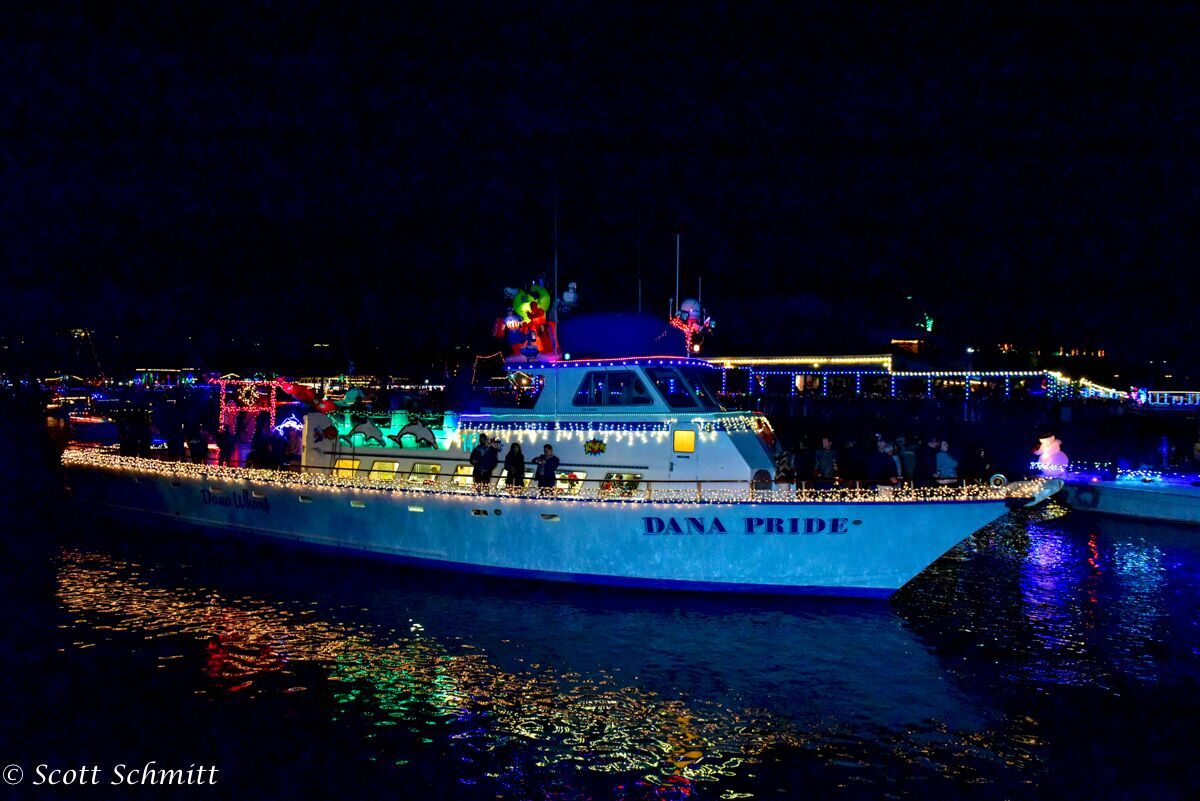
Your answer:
1073,485 -> 1100,509
988,473 -> 1008,488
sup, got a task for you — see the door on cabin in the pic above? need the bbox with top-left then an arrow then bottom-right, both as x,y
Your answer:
669,424 -> 698,486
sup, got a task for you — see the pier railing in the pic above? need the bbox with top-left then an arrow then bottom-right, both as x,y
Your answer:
63,447 -> 1039,504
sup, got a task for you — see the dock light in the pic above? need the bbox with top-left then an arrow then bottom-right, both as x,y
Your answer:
966,347 -> 976,354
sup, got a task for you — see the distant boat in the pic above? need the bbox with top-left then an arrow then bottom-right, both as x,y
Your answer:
63,356 -> 1060,597
1062,470 -> 1200,526
67,413 -> 118,444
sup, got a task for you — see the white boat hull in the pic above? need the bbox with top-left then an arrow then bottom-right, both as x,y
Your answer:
1064,479 -> 1200,526
63,461 -> 1023,597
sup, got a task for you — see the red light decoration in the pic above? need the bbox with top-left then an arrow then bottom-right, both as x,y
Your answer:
669,300 -> 714,355
670,316 -> 697,353
212,378 -> 283,432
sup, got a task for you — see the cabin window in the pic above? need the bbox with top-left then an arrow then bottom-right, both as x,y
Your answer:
406,463 -> 443,483
574,370 -> 653,406
369,461 -> 400,481
601,472 -> 642,495
605,371 -> 653,405
673,429 -> 696,453
556,470 -> 587,494
645,368 -> 698,408
573,372 -> 605,406
452,464 -> 475,485
481,373 -> 543,408
333,458 -> 361,478
676,366 -> 723,409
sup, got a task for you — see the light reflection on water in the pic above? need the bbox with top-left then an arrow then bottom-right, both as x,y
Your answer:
897,503 -> 1196,694
41,500 -> 1200,799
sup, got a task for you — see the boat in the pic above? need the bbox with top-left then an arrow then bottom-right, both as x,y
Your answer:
66,413 -> 119,443
1060,468 -> 1200,526
46,391 -> 120,443
62,355 -> 1061,597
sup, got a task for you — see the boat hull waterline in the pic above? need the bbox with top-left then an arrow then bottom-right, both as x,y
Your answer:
63,455 -> 1055,597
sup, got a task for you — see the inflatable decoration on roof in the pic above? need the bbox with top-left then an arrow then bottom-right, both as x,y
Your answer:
495,280 -> 576,362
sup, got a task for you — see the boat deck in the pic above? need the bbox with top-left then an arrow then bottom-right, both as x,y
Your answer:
63,448 -> 1051,506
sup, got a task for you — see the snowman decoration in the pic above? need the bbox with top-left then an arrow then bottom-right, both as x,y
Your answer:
1034,434 -> 1069,471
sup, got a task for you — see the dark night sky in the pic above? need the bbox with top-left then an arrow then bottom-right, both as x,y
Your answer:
3,1 -> 1199,375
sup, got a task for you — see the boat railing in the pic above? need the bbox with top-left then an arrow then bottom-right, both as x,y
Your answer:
293,461 -> 987,502
64,446 -> 1024,503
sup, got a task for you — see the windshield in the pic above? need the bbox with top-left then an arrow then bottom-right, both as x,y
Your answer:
481,373 -> 543,409
677,366 -> 723,410
645,367 -> 697,408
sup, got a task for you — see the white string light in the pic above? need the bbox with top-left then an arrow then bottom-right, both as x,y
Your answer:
63,449 -> 1053,506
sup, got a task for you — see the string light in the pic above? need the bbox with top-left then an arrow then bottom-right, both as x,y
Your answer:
1032,460 -> 1200,484
63,449 -> 1053,506
506,356 -> 716,372
709,361 -> 1181,404
212,377 -> 283,432
718,355 -> 893,369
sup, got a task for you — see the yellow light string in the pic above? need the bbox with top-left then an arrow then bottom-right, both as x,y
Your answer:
63,449 -> 1052,506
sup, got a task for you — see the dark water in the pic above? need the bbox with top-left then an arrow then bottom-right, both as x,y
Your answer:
4,450 -> 1200,798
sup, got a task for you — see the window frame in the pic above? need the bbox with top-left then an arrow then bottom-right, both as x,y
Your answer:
645,367 -> 699,408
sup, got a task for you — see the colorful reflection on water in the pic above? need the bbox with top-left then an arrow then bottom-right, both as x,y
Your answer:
18,500 -> 1200,799
57,549 -> 812,796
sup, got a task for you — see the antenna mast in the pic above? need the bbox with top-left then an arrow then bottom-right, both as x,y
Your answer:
553,203 -> 559,324
674,233 -> 680,313
637,245 -> 643,314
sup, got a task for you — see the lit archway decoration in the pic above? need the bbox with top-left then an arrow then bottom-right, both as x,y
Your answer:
212,378 -> 283,432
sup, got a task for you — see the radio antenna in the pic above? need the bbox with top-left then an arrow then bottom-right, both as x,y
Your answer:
674,233 -> 680,313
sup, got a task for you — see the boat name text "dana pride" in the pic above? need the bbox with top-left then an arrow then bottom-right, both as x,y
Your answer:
643,516 -> 849,535
201,489 -> 270,513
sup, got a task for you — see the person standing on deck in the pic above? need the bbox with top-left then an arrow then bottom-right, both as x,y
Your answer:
896,436 -> 916,480
187,425 -> 209,464
478,437 -> 500,489
813,437 -> 838,482
216,427 -> 236,467
504,443 -> 526,488
533,444 -> 560,493
914,435 -> 940,487
936,440 -> 959,483
470,434 -> 491,488
886,443 -> 903,482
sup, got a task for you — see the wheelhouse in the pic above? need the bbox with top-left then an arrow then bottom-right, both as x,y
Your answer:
302,357 -> 778,491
